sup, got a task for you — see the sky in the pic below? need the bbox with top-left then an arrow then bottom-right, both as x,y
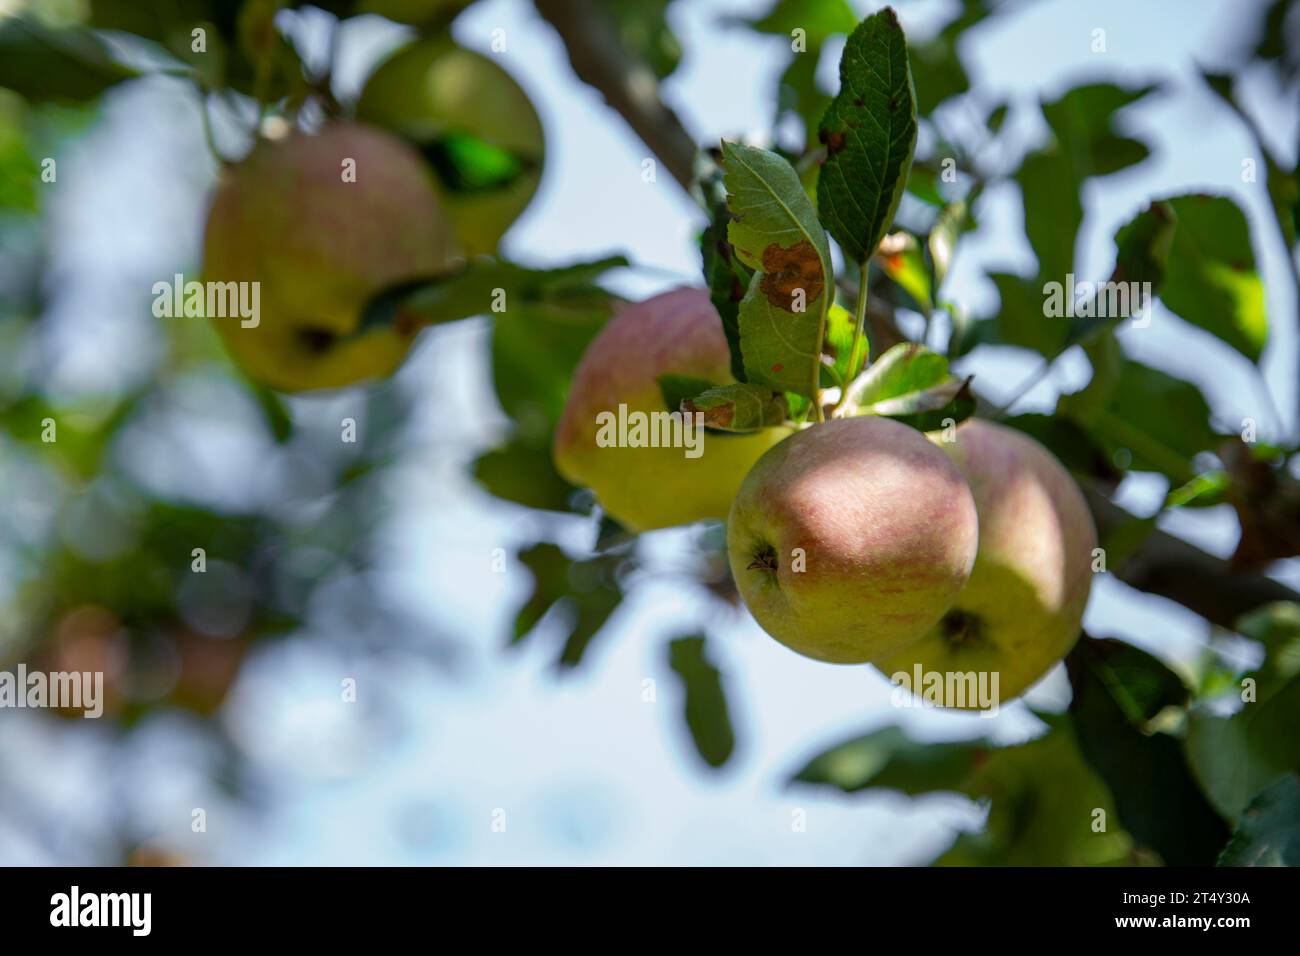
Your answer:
1,0 -> 1296,865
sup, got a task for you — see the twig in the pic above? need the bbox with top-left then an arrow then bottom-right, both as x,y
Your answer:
533,0 -> 698,193
833,261 -> 870,416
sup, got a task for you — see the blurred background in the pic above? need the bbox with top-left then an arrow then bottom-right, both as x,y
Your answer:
0,0 -> 1297,865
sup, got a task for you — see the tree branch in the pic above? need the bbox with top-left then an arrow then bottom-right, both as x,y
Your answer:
1085,486 -> 1299,630
533,0 -> 699,193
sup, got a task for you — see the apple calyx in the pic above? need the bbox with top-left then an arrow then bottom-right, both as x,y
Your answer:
939,609 -> 985,648
746,545 -> 778,573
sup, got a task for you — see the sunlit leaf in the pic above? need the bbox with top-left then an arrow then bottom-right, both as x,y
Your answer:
816,7 -> 918,264
723,141 -> 832,398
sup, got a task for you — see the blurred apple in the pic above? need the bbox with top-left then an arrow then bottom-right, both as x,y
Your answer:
357,37 -> 545,257
29,605 -> 127,720
202,121 -> 461,392
554,288 -> 789,531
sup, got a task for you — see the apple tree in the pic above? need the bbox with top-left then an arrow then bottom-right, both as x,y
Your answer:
0,0 -> 1297,865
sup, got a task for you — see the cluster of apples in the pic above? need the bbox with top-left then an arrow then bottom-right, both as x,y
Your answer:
555,289 -> 1097,708
202,37 -> 544,392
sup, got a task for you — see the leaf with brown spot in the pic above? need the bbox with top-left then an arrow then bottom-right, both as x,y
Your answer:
722,141 -> 832,398
681,383 -> 788,433
758,240 -> 825,311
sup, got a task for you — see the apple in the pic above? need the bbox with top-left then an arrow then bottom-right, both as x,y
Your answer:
553,288 -> 789,531
357,37 -> 545,257
202,121 -> 461,392
728,416 -> 979,664
874,419 -> 1097,707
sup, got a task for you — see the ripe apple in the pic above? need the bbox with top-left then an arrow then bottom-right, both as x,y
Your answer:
553,288 -> 789,531
874,419 -> 1097,707
728,416 -> 979,664
357,37 -> 545,257
202,122 -> 461,392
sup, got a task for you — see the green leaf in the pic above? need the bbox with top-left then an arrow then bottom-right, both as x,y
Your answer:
1236,602 -> 1300,688
363,255 -> 626,335
821,301 -> 869,387
1218,773 -> 1300,866
556,584 -> 622,670
1201,70 -> 1298,249
605,0 -> 681,80
681,383 -> 788,432
927,200 -> 966,299
816,6 -> 918,264
1001,89 -> 1157,352
490,295 -> 618,450
1113,200 -> 1177,286
791,725 -> 992,795
876,232 -> 932,313
667,635 -> 736,768
246,380 -> 294,444
90,0 -> 303,100
1062,201 -> 1176,346
904,162 -> 945,208
933,725 -> 1135,866
512,544 -> 624,669
0,16 -> 139,104
990,272 -> 1061,356
657,374 -> 717,414
774,46 -> 830,153
1165,470 -> 1230,509
1237,601 -> 1300,646
1058,359 -> 1215,483
1067,637 -> 1229,865
842,343 -> 975,431
1001,413 -> 1122,482
1017,148 -> 1082,296
474,441 -> 576,513
696,159 -> 750,382
1042,83 -> 1155,178
1186,675 -> 1300,820
512,543 -> 569,643
795,720 -> 1139,865
868,376 -> 974,432
1160,194 -> 1268,362
843,342 -> 946,407
985,103 -> 1009,135
0,106 -> 41,213
722,141 -> 832,398
594,514 -> 634,554
743,0 -> 858,43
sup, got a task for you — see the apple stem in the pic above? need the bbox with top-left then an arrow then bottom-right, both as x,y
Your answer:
831,262 -> 870,419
